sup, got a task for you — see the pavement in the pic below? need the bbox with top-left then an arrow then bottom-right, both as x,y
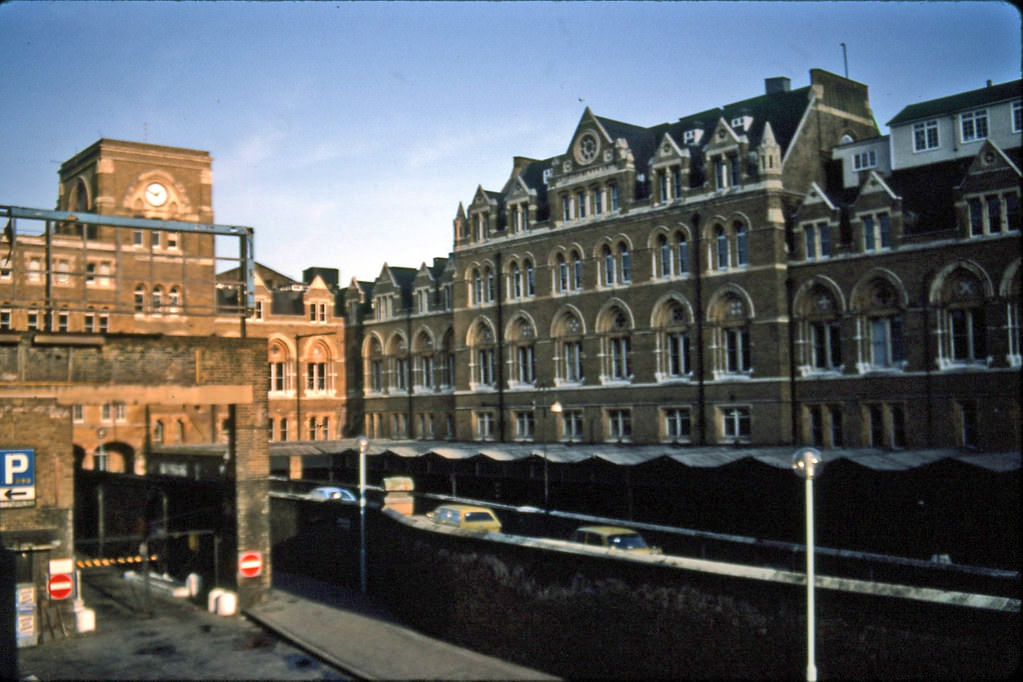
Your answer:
14,569 -> 556,681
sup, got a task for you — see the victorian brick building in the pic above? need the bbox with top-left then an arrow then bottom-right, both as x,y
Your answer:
348,70 -> 1020,455
1,139 -> 347,475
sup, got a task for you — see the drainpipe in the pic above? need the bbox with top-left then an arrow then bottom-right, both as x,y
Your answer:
692,214 -> 706,445
787,276 -> 799,445
495,251 -> 506,441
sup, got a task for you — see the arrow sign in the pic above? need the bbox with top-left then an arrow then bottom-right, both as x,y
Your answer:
47,573 -> 74,600
238,551 -> 263,578
4,488 -> 29,498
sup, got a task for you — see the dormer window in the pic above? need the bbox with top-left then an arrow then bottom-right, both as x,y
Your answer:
960,109 -> 988,143
683,129 -> 701,145
853,150 -> 877,171
913,120 -> 939,152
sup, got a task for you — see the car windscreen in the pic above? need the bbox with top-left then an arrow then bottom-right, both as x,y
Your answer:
609,534 -> 648,549
464,511 -> 495,522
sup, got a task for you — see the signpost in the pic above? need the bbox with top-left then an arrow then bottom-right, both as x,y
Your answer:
47,574 -> 74,601
1,449 -> 36,508
238,551 -> 262,578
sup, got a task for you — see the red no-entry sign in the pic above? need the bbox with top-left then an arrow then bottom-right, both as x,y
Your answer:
47,573 -> 74,600
238,551 -> 263,578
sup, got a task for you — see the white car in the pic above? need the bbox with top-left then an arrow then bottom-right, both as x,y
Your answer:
307,486 -> 357,502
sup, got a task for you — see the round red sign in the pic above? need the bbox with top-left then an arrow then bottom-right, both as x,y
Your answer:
48,573 -> 74,600
238,551 -> 262,578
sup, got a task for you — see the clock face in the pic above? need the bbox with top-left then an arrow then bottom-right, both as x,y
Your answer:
144,182 -> 168,207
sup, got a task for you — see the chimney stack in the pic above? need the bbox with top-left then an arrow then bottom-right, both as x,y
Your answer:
765,77 -> 791,95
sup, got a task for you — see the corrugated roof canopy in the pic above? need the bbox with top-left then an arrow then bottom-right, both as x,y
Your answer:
238,440 -> 1021,473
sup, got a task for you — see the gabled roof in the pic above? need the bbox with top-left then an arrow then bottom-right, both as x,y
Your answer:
888,79 -> 1022,126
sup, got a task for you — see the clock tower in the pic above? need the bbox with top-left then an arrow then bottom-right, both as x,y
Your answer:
52,139 -> 218,335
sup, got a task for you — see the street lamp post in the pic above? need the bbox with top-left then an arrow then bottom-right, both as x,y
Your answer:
548,400 -> 562,510
792,447 -> 823,682
356,435 -> 369,593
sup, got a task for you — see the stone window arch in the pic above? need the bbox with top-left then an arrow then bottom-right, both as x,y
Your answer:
597,302 -> 634,383
412,328 -> 435,390
708,288 -> 753,378
931,263 -> 993,369
467,318 -> 497,390
269,338 -> 294,393
385,333 -> 409,392
552,308 -> 585,385
851,273 -> 907,373
364,335 -> 385,394
652,295 -> 693,381
794,278 -> 845,375
506,314 -> 536,386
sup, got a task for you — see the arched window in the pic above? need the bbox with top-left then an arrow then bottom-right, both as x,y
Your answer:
715,224 -> 729,270
935,268 -> 989,369
676,231 -> 690,275
654,298 -> 692,380
366,337 -> 384,393
796,283 -> 843,375
734,221 -> 749,266
485,266 -> 495,302
386,335 -> 408,392
153,420 -> 164,444
412,330 -> 435,390
439,329 -> 456,389
853,277 -> 906,372
507,316 -> 536,386
468,320 -> 496,389
572,250 -> 584,290
305,341 -> 334,394
658,234 -> 672,278
151,285 -> 163,312
618,242 -> 631,283
711,292 -> 752,378
553,311 -> 584,384
556,253 -> 569,293
472,269 -> 482,305
524,259 -> 535,297
510,261 -> 522,299
168,286 -> 181,312
269,339 -> 292,392
602,244 -> 615,286
599,304 -> 633,383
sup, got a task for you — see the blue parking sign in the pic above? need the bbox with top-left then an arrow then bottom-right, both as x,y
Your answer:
1,449 -> 36,508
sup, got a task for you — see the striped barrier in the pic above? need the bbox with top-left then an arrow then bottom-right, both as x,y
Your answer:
76,555 -> 158,569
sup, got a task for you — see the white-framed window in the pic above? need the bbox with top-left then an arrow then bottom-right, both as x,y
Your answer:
663,407 -> 691,443
968,192 -> 1020,236
715,225 -> 729,270
866,403 -> 907,448
572,251 -> 584,290
1013,101 -> 1022,134
912,119 -> 939,152
56,310 -> 68,332
133,230 -> 144,247
861,213 -> 892,252
72,404 -> 84,423
712,295 -> 752,378
592,187 -> 603,215
28,257 -> 41,282
27,308 -> 39,331
133,285 -> 146,312
514,411 -> 535,441
936,270 -> 988,369
868,314 -> 905,369
721,406 -> 751,442
601,245 -> 615,286
167,232 -> 179,250
1,309 -> 12,331
270,361 -> 289,392
306,361 -> 329,392
606,408 -> 631,442
960,109 -> 988,142
556,253 -> 569,293
601,305 -> 633,383
803,222 -> 832,261
956,401 -> 979,449
609,183 -> 619,212
853,149 -> 877,170
560,410 -> 583,442
806,404 -> 844,447
279,418 -> 289,442
474,411 -> 495,441
55,259 -> 70,284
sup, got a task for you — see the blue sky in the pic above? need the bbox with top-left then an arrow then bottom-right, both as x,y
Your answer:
1,1 -> 1019,283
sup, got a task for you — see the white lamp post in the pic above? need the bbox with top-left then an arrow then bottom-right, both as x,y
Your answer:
792,446 -> 822,682
547,400 -> 562,510
355,435 -> 369,593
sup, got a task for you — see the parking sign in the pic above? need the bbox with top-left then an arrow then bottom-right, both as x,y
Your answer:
1,449 -> 36,508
